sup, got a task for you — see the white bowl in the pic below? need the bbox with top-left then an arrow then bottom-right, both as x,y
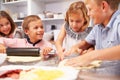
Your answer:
0,54 -> 7,65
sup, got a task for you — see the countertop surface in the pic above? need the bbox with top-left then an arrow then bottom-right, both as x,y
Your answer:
0,55 -> 120,80
77,60 -> 120,80
0,55 -> 59,67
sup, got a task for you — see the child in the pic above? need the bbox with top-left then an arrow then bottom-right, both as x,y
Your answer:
65,0 -> 120,67
55,1 -> 92,60
0,11 -> 23,38
0,15 -> 53,56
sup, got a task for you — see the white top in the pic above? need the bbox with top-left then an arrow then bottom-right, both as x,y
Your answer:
63,23 -> 92,51
63,35 -> 80,51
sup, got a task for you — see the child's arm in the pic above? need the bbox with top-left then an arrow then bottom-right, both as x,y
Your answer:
40,39 -> 53,59
86,46 -> 94,53
0,43 -> 6,53
42,47 -> 53,56
81,46 -> 94,55
65,40 -> 92,56
55,24 -> 66,60
0,38 -> 6,53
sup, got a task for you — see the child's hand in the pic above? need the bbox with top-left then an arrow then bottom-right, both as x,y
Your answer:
82,47 -> 94,54
41,47 -> 53,57
57,48 -> 65,60
0,44 -> 6,53
64,45 -> 83,56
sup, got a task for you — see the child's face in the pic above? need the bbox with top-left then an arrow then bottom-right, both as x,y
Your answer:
86,0 -> 106,25
68,12 -> 85,32
0,18 -> 11,35
25,19 -> 44,43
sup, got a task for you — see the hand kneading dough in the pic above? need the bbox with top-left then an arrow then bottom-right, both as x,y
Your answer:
7,56 -> 42,62
58,59 -> 102,69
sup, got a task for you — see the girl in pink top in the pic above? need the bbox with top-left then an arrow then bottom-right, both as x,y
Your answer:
0,11 -> 23,38
0,15 -> 53,56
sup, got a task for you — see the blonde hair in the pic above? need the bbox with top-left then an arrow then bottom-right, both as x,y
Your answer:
85,0 -> 120,10
65,1 -> 90,31
22,15 -> 41,31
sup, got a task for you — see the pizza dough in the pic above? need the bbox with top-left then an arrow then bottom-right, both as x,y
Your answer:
7,56 -> 42,62
58,59 -> 102,69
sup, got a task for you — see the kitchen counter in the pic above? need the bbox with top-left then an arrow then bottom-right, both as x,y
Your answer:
0,55 -> 59,67
77,60 -> 120,80
77,71 -> 120,80
1,55 -> 120,80
0,55 -> 79,80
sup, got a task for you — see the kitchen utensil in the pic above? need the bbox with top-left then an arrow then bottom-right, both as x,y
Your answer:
6,48 -> 40,56
6,48 -> 56,56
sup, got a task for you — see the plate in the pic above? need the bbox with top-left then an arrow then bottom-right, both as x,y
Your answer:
0,65 -> 79,80
7,56 -> 42,62
0,54 -> 7,65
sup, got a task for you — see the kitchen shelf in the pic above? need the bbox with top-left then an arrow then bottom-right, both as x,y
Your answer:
14,17 -> 64,23
2,0 -> 71,4
41,17 -> 64,21
14,19 -> 23,23
1,0 -> 28,22
37,0 -> 71,3
2,0 -> 27,6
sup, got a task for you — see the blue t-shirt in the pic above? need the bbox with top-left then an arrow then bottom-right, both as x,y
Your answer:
85,10 -> 120,50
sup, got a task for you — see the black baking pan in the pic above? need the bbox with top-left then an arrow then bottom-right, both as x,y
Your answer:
6,47 -> 40,56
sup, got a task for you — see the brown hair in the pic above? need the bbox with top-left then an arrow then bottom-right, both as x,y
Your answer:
85,0 -> 120,10
0,11 -> 16,37
22,15 -> 41,31
65,1 -> 90,31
